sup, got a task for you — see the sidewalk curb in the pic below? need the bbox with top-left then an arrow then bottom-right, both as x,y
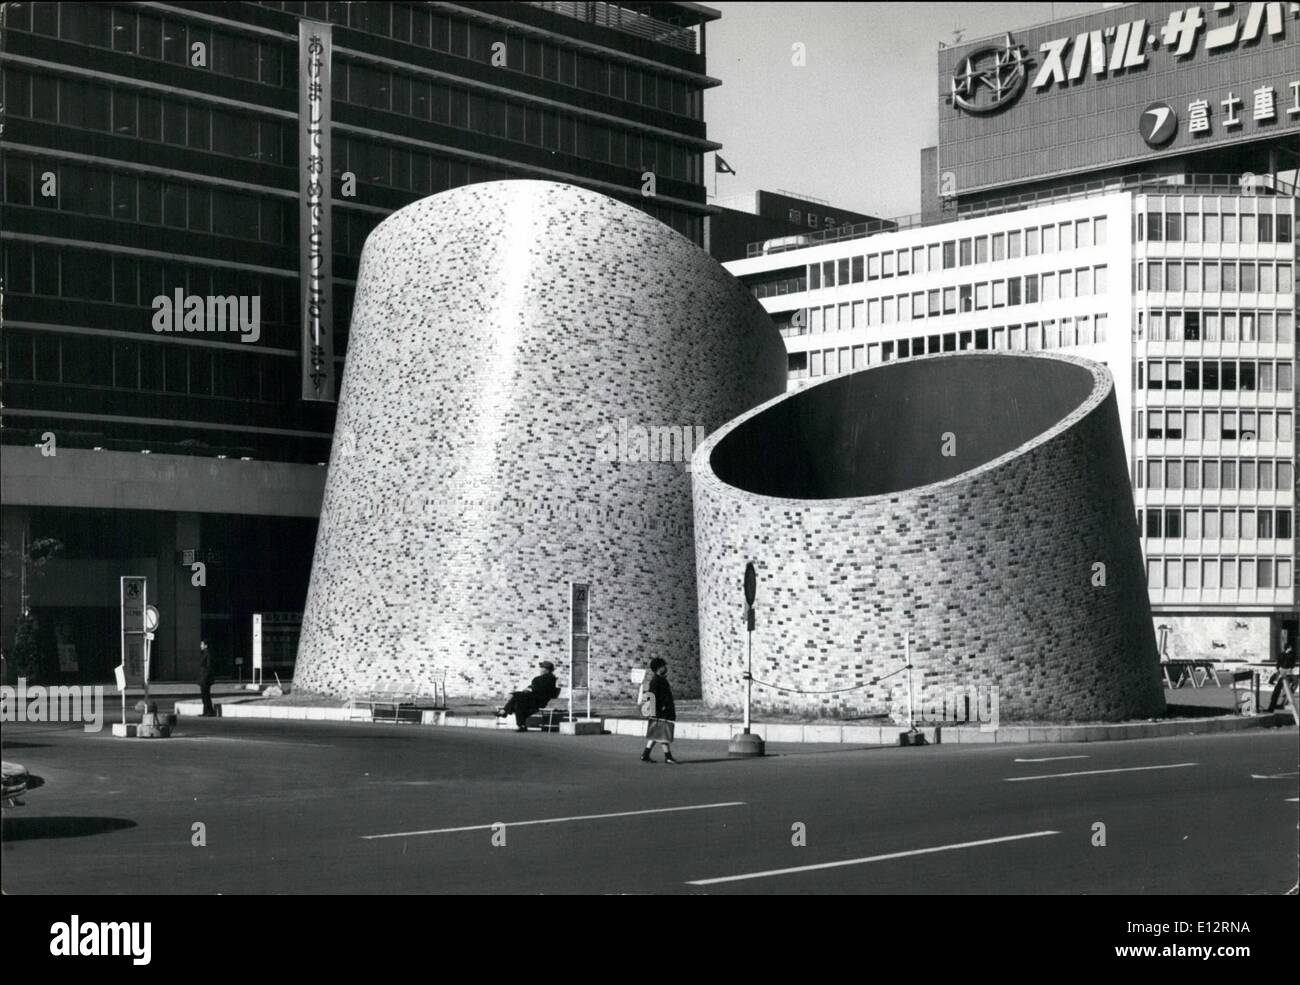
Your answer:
175,700 -> 1293,744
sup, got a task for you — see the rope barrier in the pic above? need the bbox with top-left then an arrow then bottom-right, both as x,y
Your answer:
745,664 -> 910,696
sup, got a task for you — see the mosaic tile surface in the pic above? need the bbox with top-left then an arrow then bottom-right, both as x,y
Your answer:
296,181 -> 786,700
692,352 -> 1166,722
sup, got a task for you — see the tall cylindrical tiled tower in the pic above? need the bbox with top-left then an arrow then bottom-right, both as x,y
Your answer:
295,181 -> 786,700
692,352 -> 1166,723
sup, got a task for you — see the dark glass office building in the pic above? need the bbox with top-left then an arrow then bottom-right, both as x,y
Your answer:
0,1 -> 721,683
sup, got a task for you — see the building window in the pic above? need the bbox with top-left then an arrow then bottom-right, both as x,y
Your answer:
1148,560 -> 1163,589
1148,410 -> 1164,439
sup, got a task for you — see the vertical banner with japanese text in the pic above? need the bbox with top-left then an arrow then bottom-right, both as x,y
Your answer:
299,21 -> 334,402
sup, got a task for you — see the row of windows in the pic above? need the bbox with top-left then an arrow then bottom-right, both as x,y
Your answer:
805,215 -> 1110,290
4,68 -> 295,165
1139,409 -> 1294,442
1138,209 -> 1295,244
4,242 -> 299,331
264,1 -> 701,114
2,156 -> 291,246
1139,260 -> 1294,293
15,0 -> 703,116
785,316 -> 1111,377
14,2 -> 289,87
1137,459 -> 1295,491
1138,308 -> 1295,342
2,329 -> 297,402
1136,359 -> 1295,392
6,63 -> 698,190
332,64 -> 700,182
1146,557 -> 1292,591
328,134 -> 702,241
1141,508 -> 1293,540
793,267 -> 1110,333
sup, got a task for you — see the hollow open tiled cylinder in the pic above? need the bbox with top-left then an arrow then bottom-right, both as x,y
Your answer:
692,352 -> 1166,722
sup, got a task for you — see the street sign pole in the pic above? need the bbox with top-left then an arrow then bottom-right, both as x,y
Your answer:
143,604 -> 160,709
730,562 -> 764,758
906,631 -> 914,732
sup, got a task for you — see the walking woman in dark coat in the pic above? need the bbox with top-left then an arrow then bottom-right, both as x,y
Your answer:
641,657 -> 678,763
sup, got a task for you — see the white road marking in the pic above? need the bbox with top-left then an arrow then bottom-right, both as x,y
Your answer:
1005,762 -> 1198,782
686,831 -> 1060,886
362,801 -> 746,839
165,736 -> 336,749
1014,755 -> 1089,763
1249,772 -> 1299,780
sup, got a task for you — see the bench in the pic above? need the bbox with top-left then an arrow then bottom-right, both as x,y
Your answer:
516,685 -> 570,732
346,671 -> 448,723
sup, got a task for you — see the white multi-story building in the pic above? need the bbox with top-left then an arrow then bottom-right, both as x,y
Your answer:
724,176 -> 1297,662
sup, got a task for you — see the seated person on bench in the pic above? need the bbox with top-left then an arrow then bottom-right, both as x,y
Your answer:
498,661 -> 561,731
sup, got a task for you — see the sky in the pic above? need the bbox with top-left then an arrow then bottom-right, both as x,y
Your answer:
703,2 -> 1111,219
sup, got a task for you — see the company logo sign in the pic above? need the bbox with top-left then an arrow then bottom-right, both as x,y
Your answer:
951,34 -> 1030,113
1140,101 -> 1179,145
953,3 -> 1294,113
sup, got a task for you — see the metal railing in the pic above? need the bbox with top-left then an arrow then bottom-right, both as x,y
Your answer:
527,2 -> 699,52
749,277 -> 808,299
746,172 -> 1299,258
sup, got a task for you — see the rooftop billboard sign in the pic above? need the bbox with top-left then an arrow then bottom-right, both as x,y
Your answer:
939,2 -> 1299,195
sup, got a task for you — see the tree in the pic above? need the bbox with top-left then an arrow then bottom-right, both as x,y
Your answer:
1,531 -> 63,682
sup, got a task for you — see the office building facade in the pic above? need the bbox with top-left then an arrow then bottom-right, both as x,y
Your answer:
0,0 -> 721,683
726,2 -> 1298,661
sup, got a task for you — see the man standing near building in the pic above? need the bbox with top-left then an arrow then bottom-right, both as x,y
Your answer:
197,640 -> 217,717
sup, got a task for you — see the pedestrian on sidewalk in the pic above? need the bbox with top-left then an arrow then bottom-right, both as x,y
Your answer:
499,660 -> 561,731
641,657 -> 678,764
1266,639 -> 1296,712
197,640 -> 216,717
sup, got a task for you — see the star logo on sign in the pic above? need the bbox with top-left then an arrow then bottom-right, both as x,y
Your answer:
951,34 -> 1030,114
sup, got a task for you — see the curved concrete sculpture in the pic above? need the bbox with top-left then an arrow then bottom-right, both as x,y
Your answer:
693,352 -> 1165,723
296,180 -> 786,700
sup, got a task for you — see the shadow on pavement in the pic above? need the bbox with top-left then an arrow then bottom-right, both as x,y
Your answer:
1,815 -> 137,842
0,742 -> 54,750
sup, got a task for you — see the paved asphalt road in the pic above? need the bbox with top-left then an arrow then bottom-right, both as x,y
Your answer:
2,717 -> 1296,894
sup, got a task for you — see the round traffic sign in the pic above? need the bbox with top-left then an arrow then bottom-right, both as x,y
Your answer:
743,562 -> 757,606
144,604 -> 160,632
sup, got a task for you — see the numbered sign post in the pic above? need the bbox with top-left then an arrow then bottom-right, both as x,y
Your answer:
252,613 -> 263,687
569,582 -> 591,722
